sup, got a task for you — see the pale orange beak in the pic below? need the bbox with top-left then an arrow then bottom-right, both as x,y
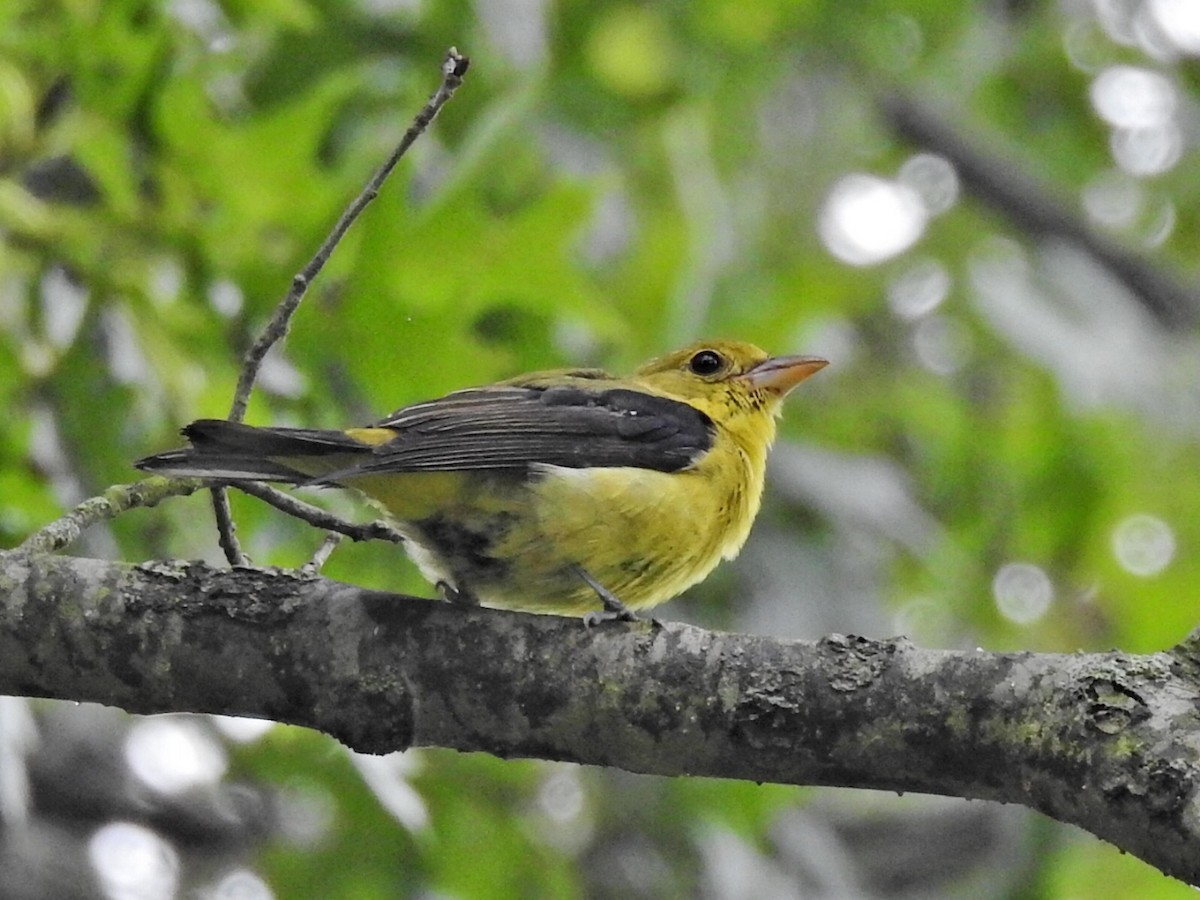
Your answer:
742,355 -> 828,396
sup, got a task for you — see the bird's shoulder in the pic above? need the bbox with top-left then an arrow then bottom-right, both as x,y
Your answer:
498,366 -> 617,389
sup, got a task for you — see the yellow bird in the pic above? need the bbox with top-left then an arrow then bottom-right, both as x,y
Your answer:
136,340 -> 826,621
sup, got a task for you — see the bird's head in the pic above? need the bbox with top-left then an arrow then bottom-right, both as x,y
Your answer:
634,339 -> 827,415
632,339 -> 827,457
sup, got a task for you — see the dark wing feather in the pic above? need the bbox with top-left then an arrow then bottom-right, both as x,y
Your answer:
321,384 -> 714,480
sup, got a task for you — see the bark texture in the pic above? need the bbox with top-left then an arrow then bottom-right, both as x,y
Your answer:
3,549 -> 1199,885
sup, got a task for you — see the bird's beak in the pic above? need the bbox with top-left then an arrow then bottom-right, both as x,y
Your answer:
741,355 -> 828,396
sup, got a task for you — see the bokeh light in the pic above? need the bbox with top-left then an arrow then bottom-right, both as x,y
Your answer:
40,264 -> 88,349
897,153 -> 959,215
1148,0 -> 1200,54
202,868 -> 275,900
210,715 -> 275,744
819,174 -> 927,266
1112,514 -> 1176,576
1110,123 -> 1182,176
207,278 -> 244,318
1090,66 -> 1176,129
912,314 -> 972,375
887,258 -> 951,320
1081,170 -> 1143,229
1089,64 -> 1183,175
276,782 -> 335,848
533,767 -> 594,854
89,822 -> 179,900
124,717 -> 228,796
350,751 -> 429,833
992,563 -> 1054,625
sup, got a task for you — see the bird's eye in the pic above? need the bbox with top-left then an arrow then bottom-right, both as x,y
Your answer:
688,349 -> 725,376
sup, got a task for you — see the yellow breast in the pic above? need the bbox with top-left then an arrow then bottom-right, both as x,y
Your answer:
501,429 -> 764,613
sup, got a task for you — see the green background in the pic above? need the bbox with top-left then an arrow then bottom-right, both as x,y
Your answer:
2,0 -> 1199,896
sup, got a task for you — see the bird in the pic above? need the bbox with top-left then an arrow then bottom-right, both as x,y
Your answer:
135,340 -> 827,621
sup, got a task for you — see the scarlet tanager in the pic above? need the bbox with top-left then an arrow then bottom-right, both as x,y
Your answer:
136,340 -> 827,621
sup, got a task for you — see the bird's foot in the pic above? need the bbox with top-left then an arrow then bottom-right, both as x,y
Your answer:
437,580 -> 479,606
575,565 -> 639,627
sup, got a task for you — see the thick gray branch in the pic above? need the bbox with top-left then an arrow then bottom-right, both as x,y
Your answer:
2,550 -> 1199,885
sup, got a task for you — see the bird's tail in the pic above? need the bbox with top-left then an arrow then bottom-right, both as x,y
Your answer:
134,419 -> 373,483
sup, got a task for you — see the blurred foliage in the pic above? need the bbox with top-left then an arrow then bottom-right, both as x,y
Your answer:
3,0 -> 1200,897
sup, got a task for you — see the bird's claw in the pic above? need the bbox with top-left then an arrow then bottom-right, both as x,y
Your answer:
437,580 -> 479,606
575,564 -> 642,626
582,606 -> 639,628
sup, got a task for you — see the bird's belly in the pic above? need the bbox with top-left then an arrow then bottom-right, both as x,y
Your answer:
535,465 -> 720,614
354,462 -> 755,616
505,463 -> 746,613
350,469 -> 528,598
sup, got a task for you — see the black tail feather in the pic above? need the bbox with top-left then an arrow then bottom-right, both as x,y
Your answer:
133,447 -> 312,482
135,419 -> 372,482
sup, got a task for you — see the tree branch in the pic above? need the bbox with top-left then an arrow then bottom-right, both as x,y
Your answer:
209,486 -> 249,566
880,92 -> 1200,331
17,477 -> 206,554
232,481 -> 406,545
2,549 -> 1199,885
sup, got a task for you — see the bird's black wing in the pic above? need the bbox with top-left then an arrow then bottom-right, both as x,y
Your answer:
332,383 -> 715,478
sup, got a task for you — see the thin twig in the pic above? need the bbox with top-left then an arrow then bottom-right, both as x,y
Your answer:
227,47 -> 470,422
210,489 -> 249,566
300,532 -> 344,576
206,48 -> 468,565
235,481 -> 406,544
17,477 -> 207,555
